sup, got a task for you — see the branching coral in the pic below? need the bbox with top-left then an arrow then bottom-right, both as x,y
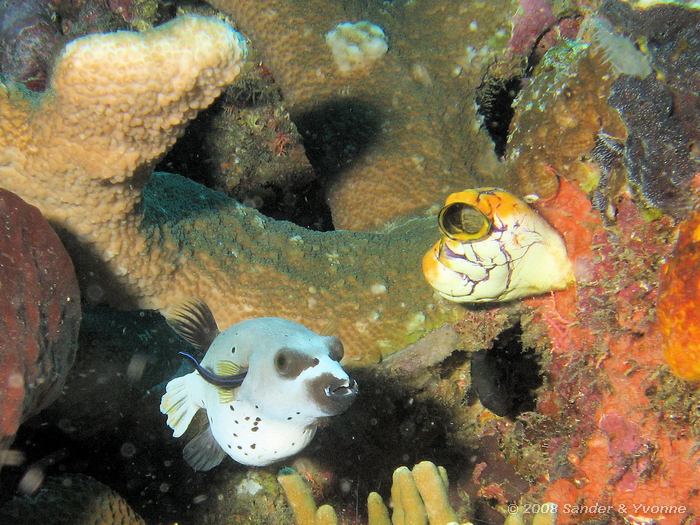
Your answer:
205,0 -> 514,230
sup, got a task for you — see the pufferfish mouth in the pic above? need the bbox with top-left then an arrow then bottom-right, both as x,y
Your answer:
309,374 -> 358,415
324,377 -> 359,398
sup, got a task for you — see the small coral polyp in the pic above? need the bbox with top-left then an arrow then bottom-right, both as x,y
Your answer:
325,21 -> 388,74
422,188 -> 573,303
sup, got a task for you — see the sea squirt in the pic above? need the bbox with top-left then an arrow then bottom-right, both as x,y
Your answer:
422,188 -> 573,303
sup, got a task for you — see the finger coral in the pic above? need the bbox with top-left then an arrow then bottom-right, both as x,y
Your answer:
657,209 -> 700,382
279,461 -> 459,525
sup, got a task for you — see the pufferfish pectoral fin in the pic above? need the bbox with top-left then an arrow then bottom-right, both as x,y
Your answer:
183,426 -> 226,471
160,372 -> 200,438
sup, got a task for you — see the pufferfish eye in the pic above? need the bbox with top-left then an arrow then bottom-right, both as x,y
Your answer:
438,202 -> 491,242
274,349 -> 292,376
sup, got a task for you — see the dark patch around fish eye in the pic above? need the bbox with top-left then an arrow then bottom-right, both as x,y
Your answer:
274,348 -> 319,378
327,337 -> 344,361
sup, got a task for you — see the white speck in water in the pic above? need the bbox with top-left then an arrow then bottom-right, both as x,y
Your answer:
18,467 -> 44,495
126,353 -> 148,382
339,478 -> 353,495
120,442 -> 136,458
86,284 -> 104,302
192,494 -> 208,504
57,418 -> 76,433
159,483 -> 170,493
0,449 -> 25,466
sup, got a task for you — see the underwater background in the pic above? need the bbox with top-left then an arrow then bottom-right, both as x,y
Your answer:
0,0 -> 699,524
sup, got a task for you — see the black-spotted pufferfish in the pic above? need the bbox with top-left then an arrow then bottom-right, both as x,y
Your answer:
160,301 -> 358,470
422,188 -> 573,303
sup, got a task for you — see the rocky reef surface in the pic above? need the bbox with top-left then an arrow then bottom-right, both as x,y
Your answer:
0,0 -> 699,524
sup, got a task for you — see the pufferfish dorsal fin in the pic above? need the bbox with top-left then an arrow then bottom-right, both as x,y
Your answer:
167,300 -> 220,350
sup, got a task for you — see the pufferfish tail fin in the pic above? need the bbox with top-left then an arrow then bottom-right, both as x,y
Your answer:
160,373 -> 200,438
183,427 -> 226,471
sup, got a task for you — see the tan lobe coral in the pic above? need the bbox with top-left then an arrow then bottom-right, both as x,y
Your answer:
206,0 -> 509,230
0,15 -> 460,365
0,14 -> 245,264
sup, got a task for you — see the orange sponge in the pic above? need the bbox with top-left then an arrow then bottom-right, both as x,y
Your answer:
657,210 -> 700,382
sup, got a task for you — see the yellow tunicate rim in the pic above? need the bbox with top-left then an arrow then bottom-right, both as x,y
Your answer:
437,201 -> 491,242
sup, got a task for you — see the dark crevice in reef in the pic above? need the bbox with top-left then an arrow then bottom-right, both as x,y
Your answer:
469,324 -> 542,419
157,92 -> 335,232
475,76 -> 522,159
295,97 -> 383,182
310,366 -> 476,515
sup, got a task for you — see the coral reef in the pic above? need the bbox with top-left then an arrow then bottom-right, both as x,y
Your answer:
520,184 -> 700,524
657,209 -> 700,382
2,1 -> 700,524
325,21 -> 388,75
608,75 -> 697,216
506,40 -> 625,201
0,190 -> 80,448
205,0 -> 512,229
509,0 -> 557,55
0,14 -> 466,365
162,69 -> 320,227
509,1 -> 700,216
0,474 -> 145,525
